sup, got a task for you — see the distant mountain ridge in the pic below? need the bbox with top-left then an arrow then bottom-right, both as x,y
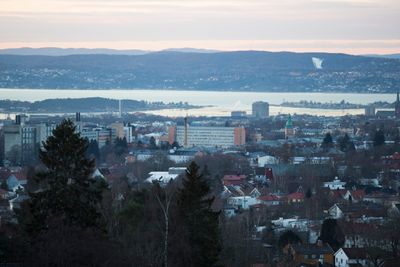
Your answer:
0,50 -> 399,93
0,47 -> 219,56
363,54 -> 400,60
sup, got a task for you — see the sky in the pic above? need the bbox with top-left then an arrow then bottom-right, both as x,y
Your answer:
0,0 -> 399,54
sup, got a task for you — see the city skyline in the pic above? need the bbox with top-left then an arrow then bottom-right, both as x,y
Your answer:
1,0 -> 399,54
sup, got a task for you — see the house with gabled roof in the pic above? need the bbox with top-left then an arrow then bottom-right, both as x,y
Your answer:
342,190 -> 365,203
258,194 -> 280,206
288,242 -> 334,266
334,248 -> 368,267
338,221 -> 390,250
6,172 -> 27,193
226,196 -> 260,210
223,174 -> 246,186
328,203 -> 386,220
323,177 -> 346,190
287,192 -> 305,204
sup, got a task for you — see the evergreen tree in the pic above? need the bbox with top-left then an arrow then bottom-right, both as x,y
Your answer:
373,129 -> 385,147
319,218 -> 344,250
26,119 -> 105,233
87,139 -> 100,161
322,132 -> 333,149
337,134 -> 355,152
177,161 -> 221,267
278,230 -> 302,248
149,136 -> 157,148
114,137 -> 128,156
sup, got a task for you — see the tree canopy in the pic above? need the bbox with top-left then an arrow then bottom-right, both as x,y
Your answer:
321,132 -> 334,149
25,119 -> 106,234
177,161 -> 221,267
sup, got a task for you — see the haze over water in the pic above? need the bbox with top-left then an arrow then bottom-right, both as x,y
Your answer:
0,89 -> 396,117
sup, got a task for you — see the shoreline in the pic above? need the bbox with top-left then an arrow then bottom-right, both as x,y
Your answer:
0,87 -> 397,95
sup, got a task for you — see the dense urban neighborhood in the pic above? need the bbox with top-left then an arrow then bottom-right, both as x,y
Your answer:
1,95 -> 400,266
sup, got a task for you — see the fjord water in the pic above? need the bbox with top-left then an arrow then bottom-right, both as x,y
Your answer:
0,89 -> 396,117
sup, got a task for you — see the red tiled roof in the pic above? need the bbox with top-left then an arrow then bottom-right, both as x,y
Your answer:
350,190 -> 365,200
287,192 -> 305,200
330,189 -> 347,198
223,175 -> 246,186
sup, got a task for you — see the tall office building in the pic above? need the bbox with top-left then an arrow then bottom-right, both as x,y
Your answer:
3,116 -> 37,165
364,106 -> 376,117
252,101 -> 269,118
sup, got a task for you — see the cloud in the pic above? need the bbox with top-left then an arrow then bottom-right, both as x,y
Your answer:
0,0 -> 399,53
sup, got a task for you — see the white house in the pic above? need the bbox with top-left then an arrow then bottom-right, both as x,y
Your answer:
145,167 -> 186,185
271,217 -> 310,232
257,155 -> 279,167
6,174 -> 27,192
334,248 -> 368,267
328,204 -> 344,219
226,196 -> 260,210
323,177 -> 346,190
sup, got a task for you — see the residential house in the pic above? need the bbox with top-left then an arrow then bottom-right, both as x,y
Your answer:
363,193 -> 399,206
334,248 -> 368,267
328,203 -> 386,220
6,172 -> 27,192
226,196 -> 260,210
223,175 -> 246,186
258,195 -> 280,206
342,190 -> 365,203
287,192 -> 305,204
288,243 -> 334,266
223,205 -> 237,217
145,167 -> 186,185
388,203 -> 400,217
339,221 -> 392,251
323,177 -> 346,190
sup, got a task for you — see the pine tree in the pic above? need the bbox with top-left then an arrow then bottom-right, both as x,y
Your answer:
373,129 -> 385,147
177,161 -> 221,267
319,218 -> 344,250
27,119 -> 105,233
322,132 -> 333,149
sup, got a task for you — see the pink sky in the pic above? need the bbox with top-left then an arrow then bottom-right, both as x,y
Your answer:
1,0 -> 399,54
